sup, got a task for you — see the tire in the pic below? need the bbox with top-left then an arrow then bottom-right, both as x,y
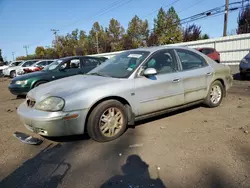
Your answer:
203,81 -> 224,108
87,100 -> 128,142
10,70 -> 16,78
33,81 -> 47,88
240,72 -> 246,80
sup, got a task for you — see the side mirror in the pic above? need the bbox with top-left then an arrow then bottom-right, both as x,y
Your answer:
143,68 -> 157,77
59,67 -> 66,72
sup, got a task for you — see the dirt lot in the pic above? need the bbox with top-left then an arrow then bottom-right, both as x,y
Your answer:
0,75 -> 249,188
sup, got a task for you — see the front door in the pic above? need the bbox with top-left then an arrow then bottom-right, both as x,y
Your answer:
175,49 -> 213,104
52,58 -> 81,80
134,49 -> 184,116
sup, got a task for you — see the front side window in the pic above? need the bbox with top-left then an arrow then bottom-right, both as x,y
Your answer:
176,49 -> 207,71
88,51 -> 150,78
143,50 -> 178,74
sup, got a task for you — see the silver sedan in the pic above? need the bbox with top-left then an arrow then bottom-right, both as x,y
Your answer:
17,46 -> 233,142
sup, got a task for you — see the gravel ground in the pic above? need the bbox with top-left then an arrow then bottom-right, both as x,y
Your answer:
0,72 -> 249,188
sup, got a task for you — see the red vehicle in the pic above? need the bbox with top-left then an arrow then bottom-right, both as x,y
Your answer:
196,48 -> 220,63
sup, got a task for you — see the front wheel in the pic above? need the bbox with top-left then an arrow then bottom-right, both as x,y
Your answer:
204,81 -> 224,108
240,72 -> 246,80
10,70 -> 16,78
87,100 -> 128,142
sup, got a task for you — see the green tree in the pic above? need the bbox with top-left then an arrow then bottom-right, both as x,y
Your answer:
183,24 -> 201,42
53,29 -> 79,57
88,22 -> 108,54
237,6 -> 250,34
200,34 -> 210,40
44,47 -> 58,59
107,18 -> 125,51
35,46 -> 46,58
126,15 -> 149,48
154,7 -> 182,45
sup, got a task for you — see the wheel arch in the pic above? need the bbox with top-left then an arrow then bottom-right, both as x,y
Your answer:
85,96 -> 135,132
31,79 -> 49,88
213,78 -> 226,97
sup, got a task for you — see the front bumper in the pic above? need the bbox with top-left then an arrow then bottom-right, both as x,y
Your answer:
2,69 -> 10,76
8,84 -> 31,95
239,63 -> 250,74
17,103 -> 88,136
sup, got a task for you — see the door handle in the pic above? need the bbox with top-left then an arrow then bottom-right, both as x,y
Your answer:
172,78 -> 181,83
206,72 -> 212,76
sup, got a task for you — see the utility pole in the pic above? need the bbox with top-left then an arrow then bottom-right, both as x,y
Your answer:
23,45 -> 29,56
95,32 -> 99,54
223,0 -> 229,36
50,29 -> 59,40
12,52 -> 15,61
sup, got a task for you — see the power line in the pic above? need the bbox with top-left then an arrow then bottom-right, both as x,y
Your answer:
27,0 -> 134,49
142,0 -> 181,18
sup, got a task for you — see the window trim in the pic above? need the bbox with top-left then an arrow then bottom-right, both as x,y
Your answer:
134,49 -> 181,78
174,49 -> 209,72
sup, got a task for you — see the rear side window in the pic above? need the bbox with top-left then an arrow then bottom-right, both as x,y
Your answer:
85,58 -> 101,66
37,61 -> 47,66
176,49 -> 207,71
200,48 -> 214,55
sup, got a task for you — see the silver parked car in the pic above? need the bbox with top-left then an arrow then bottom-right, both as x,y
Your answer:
17,46 -> 233,142
239,52 -> 250,79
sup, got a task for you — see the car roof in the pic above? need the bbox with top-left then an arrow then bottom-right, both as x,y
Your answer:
126,45 -> 192,53
59,56 -> 102,60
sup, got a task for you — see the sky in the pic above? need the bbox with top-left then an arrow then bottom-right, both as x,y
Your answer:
0,0 -> 243,61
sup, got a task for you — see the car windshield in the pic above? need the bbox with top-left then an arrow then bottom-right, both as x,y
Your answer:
244,53 -> 250,60
9,61 -> 23,67
44,60 -> 63,71
20,61 -> 38,67
87,51 -> 150,78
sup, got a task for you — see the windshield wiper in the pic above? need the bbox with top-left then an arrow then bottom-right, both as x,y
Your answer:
87,72 -> 112,77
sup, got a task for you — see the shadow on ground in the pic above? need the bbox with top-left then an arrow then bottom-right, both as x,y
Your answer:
233,73 -> 250,81
0,143 -> 72,188
101,155 -> 166,188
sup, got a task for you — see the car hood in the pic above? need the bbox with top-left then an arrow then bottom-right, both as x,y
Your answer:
12,70 -> 50,81
0,65 -> 8,70
28,75 -> 119,100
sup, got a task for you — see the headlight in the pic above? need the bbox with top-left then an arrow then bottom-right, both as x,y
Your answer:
35,97 -> 65,112
241,58 -> 248,64
15,80 -> 27,85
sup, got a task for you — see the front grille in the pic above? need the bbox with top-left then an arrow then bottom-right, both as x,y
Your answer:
26,97 -> 36,108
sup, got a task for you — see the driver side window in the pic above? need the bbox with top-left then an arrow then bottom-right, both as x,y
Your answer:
144,50 -> 178,74
61,58 -> 80,69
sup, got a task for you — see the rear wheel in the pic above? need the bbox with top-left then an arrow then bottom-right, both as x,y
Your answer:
33,81 -> 47,88
87,100 -> 128,142
10,70 -> 16,78
204,81 -> 224,108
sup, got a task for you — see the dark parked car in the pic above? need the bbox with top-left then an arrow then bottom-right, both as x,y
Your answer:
239,52 -> 250,79
196,48 -> 220,63
8,56 -> 106,95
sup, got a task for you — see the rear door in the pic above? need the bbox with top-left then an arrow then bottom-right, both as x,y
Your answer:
175,49 -> 213,104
